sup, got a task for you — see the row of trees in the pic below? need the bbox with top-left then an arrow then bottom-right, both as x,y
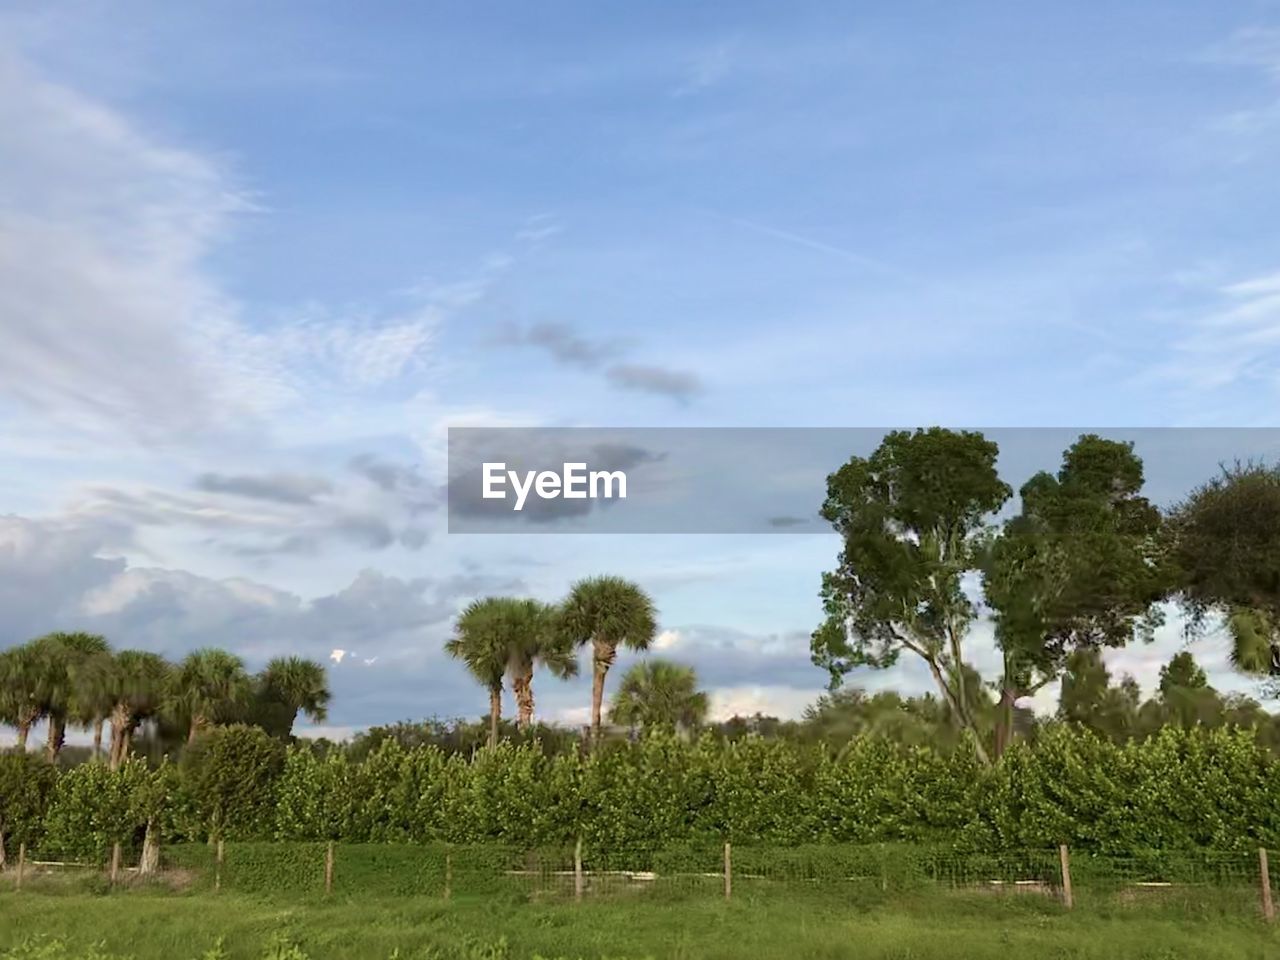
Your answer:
0,635 -> 330,764
7,723 -> 1280,860
812,430 -> 1280,763
445,576 -> 667,746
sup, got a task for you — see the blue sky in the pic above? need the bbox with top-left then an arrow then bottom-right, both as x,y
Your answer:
3,3 -> 1280,740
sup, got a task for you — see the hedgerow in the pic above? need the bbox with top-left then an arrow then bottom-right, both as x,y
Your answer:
5,724 -> 1280,862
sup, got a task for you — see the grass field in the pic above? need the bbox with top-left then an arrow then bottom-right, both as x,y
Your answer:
2,882 -> 1279,960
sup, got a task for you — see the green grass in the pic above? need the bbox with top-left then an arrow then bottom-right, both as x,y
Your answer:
2,880 -> 1279,960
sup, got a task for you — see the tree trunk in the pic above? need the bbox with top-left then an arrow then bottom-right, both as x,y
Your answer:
188,715 -> 204,745
16,722 -> 29,752
139,819 -> 160,875
0,827 -> 6,872
513,670 -> 535,730
923,656 -> 990,766
487,685 -> 501,748
590,637 -> 617,743
109,711 -> 128,773
994,686 -> 1017,760
45,715 -> 66,763
92,718 -> 105,761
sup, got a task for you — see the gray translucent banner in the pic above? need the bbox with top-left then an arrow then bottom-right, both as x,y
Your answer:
446,427 -> 1280,534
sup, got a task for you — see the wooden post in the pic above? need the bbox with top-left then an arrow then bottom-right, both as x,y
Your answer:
16,842 -> 26,891
1059,844 -> 1073,909
443,850 -> 452,901
215,838 -> 224,892
1261,848 -> 1275,922
324,841 -> 335,895
573,836 -> 584,902
109,842 -> 121,886
724,841 -> 732,901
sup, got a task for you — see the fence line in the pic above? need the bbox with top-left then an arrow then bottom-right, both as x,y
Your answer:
5,839 -> 1278,919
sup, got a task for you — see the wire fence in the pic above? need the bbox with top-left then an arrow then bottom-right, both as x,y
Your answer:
5,841 -> 1277,917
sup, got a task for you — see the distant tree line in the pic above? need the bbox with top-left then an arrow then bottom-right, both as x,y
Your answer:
0,636 -> 330,765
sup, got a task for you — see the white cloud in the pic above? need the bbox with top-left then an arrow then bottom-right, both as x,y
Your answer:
653,628 -> 682,650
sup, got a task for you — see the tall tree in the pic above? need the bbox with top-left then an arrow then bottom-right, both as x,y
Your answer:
31,632 -> 110,762
0,644 -> 46,750
106,650 -> 172,768
1169,462 -> 1280,688
494,599 -> 577,731
258,656 -> 331,739
169,649 -> 252,743
609,660 -> 709,732
1057,647 -> 1141,743
983,435 -> 1167,755
446,599 -> 510,747
558,576 -> 658,743
811,428 -> 1010,763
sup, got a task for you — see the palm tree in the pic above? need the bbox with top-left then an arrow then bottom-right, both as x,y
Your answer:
0,644 -> 46,750
170,648 -> 252,743
106,650 -> 172,768
558,576 -> 658,742
496,599 -> 577,731
32,632 -> 110,762
446,599 -> 510,748
69,650 -> 118,761
259,656 -> 331,739
609,660 -> 709,733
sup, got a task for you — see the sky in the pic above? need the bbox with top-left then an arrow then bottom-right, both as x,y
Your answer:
3,2 -> 1280,742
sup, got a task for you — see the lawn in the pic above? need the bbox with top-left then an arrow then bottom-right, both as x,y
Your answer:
2,883 -> 1278,960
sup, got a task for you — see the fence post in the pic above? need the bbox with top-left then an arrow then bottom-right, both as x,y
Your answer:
109,842 -> 121,887
1058,844 -> 1073,909
16,842 -> 26,891
215,838 -> 224,892
324,841 -> 335,895
724,841 -> 732,901
574,836 -> 584,902
1261,848 -> 1275,922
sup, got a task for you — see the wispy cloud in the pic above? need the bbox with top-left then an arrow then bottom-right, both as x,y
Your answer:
716,214 -> 909,280
496,320 -> 703,404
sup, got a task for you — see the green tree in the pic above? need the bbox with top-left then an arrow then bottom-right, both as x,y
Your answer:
179,724 -> 285,840
256,656 -> 332,739
497,599 -> 577,731
106,650 -> 172,768
0,644 -> 46,751
609,660 -> 709,733
1057,648 -> 1141,742
446,599 -> 511,748
811,428 -> 1010,763
0,752 -> 57,863
558,576 -> 658,742
984,435 -> 1166,755
169,648 -> 252,744
1169,462 -> 1280,686
31,631 -> 111,762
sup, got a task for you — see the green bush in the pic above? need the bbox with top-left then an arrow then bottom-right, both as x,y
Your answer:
7,725 -> 1280,859
179,725 -> 285,840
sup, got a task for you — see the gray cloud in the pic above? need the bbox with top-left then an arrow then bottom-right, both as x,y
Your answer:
496,320 -> 702,404
604,364 -> 703,402
195,472 -> 333,505
348,454 -> 438,516
767,515 -> 814,528
498,321 -> 620,369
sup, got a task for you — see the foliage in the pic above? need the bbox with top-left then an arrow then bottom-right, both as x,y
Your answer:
812,428 -> 1011,763
179,725 -> 285,840
41,759 -> 162,860
608,660 -> 708,731
0,752 -> 57,846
